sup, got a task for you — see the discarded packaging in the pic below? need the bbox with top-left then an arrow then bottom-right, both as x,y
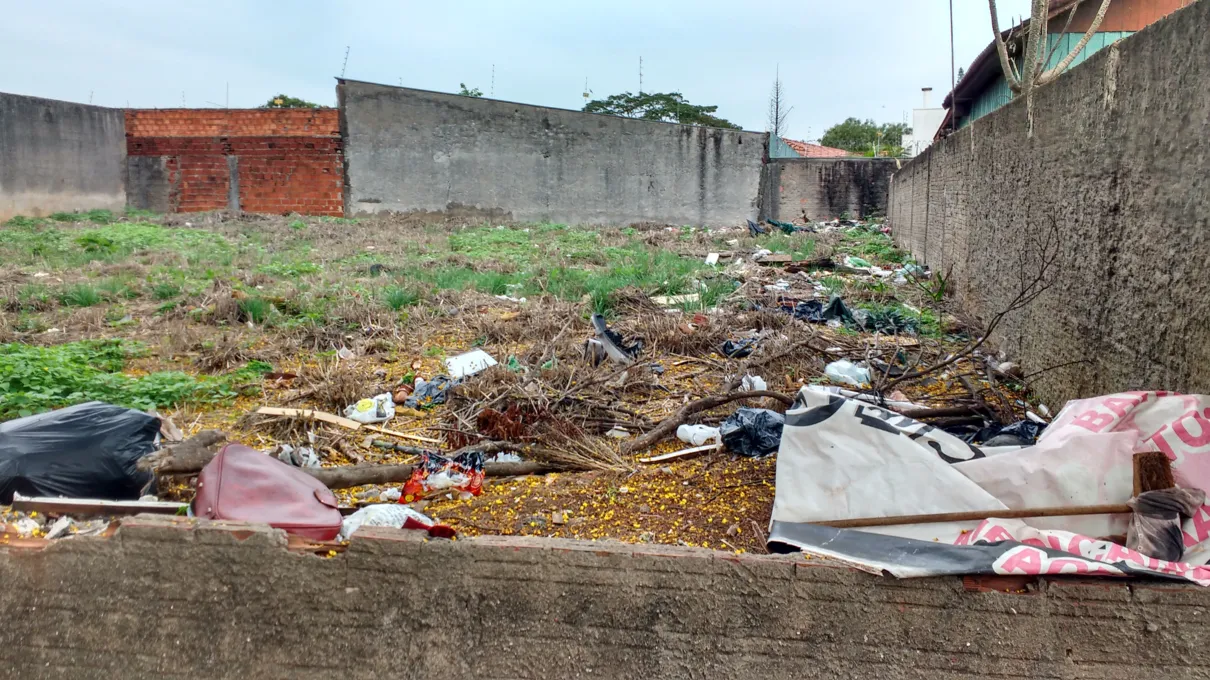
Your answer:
404,376 -> 456,409
444,349 -> 499,379
720,408 -> 784,458
591,313 -> 641,364
844,255 -> 872,269
824,360 -> 871,388
344,393 -> 396,424
721,338 -> 756,359
677,424 -> 721,446
277,444 -> 321,469
741,374 -> 768,392
0,401 -> 159,504
746,219 -> 768,236
193,442 -> 342,541
1128,488 -> 1206,562
339,504 -> 456,541
402,450 -> 485,502
704,253 -> 720,265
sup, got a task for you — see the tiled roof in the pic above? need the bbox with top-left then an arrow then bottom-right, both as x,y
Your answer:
782,139 -> 852,158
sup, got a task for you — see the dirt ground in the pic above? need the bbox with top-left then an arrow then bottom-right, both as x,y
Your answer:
0,209 -> 1041,552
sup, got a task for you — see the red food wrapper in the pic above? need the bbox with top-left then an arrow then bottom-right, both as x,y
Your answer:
402,451 -> 485,502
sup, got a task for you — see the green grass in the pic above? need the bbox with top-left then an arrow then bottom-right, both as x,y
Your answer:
238,297 -> 273,324
837,230 -> 904,265
383,285 -> 422,310
59,283 -> 102,307
0,339 -> 257,419
151,282 -> 182,300
0,221 -> 232,268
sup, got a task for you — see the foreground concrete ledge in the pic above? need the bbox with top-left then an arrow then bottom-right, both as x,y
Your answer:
3,516 -> 1210,679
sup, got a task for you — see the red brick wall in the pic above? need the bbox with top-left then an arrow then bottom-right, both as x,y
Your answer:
124,109 -> 343,216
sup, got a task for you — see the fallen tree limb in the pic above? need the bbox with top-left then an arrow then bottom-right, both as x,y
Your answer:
304,460 -> 556,489
137,430 -> 227,473
622,390 -> 793,455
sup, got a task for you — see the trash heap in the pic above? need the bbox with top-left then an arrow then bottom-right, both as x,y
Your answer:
4,216 -> 1207,583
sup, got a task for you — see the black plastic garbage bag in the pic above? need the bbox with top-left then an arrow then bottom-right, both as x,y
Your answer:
822,297 -> 855,324
721,338 -> 757,359
720,407 -> 784,458
0,401 -> 160,503
964,420 -> 1047,447
792,300 -> 825,322
746,219 -> 768,237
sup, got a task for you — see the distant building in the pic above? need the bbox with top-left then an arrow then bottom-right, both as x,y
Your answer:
770,137 -> 852,159
901,88 -> 946,157
940,0 -> 1187,134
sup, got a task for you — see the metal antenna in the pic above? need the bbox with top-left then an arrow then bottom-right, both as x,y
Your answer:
225,82 -> 229,109
639,56 -> 643,94
181,91 -> 186,107
491,64 -> 495,97
949,0 -> 957,134
341,46 -> 351,78
89,91 -> 94,104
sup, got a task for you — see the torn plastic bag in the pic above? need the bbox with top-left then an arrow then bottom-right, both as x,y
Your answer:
404,376 -> 456,409
1128,488 -> 1206,562
964,420 -> 1046,447
591,313 -> 642,364
822,297 -> 855,324
825,359 -> 871,388
721,338 -> 756,359
790,300 -> 824,322
192,442 -> 343,541
720,407 -> 784,458
339,504 -> 456,540
0,401 -> 159,503
402,450 -> 485,502
765,218 -> 797,234
855,306 -> 919,335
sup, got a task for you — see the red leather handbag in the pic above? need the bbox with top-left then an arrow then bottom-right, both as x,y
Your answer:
192,443 -> 342,541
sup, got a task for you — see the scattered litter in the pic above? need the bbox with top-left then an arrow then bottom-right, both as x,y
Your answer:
721,338 -> 756,359
704,253 -> 720,265
964,420 -> 1046,447
591,313 -> 642,364
746,219 -> 767,236
740,374 -> 768,392
606,426 -> 632,439
651,293 -> 700,306
257,406 -> 363,430
649,363 -> 666,375
391,384 -> 414,404
344,393 -> 396,424
340,504 -> 456,540
756,253 -> 792,265
276,444 -> 321,469
404,376 -> 456,409
766,218 -> 797,234
494,294 -> 528,303
843,255 -> 872,269
1128,488 -> 1205,562
751,248 -> 772,261
677,424 -> 721,446
824,360 -> 871,388
0,402 -> 159,504
402,451 -> 485,502
488,452 -> 522,463
193,443 -> 343,541
764,279 -> 792,292
720,408 -> 784,458
444,349 -> 499,378
379,488 -> 402,502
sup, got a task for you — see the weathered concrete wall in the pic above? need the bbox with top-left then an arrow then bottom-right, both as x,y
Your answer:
338,80 -> 767,226
762,158 -> 896,221
0,92 -> 126,221
2,515 -> 1209,679
888,0 -> 1210,407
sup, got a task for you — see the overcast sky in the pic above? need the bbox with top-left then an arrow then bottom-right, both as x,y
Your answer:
0,0 -> 1033,139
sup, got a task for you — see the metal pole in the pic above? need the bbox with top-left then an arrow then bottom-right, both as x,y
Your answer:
949,0 -> 957,134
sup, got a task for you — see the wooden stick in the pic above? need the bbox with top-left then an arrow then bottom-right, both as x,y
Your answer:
304,460 -> 556,489
818,503 -> 1133,529
362,424 -> 443,444
1133,451 -> 1175,496
638,443 -> 721,464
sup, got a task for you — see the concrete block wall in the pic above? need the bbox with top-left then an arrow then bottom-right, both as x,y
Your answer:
2,515 -> 1210,679
0,92 -> 126,221
888,0 -> 1210,407
125,109 -> 343,216
761,157 -> 897,221
338,79 -> 768,226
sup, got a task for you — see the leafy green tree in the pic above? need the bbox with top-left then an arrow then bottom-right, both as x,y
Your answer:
583,92 -> 740,129
458,83 -> 484,97
261,94 -> 320,109
820,118 -> 911,155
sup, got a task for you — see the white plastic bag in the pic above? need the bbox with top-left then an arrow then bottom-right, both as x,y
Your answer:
825,360 -> 871,388
344,393 -> 395,424
677,424 -> 721,446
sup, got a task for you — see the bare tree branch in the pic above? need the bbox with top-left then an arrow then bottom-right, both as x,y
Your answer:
1040,0 -> 1114,84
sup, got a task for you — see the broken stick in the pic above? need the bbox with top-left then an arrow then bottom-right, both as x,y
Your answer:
818,503 -> 1133,529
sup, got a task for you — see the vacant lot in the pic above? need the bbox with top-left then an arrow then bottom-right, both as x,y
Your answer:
0,209 -> 1031,552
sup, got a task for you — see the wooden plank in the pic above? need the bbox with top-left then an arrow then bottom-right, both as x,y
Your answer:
11,494 -> 187,517
1133,451 -> 1175,496
256,406 -> 363,430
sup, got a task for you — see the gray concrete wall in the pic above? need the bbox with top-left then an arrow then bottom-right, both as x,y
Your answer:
887,0 -> 1210,408
0,92 -> 126,221
762,157 -> 897,221
3,515 -> 1209,679
338,80 -> 767,226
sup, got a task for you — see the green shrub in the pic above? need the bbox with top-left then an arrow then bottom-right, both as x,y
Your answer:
59,284 -> 102,307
